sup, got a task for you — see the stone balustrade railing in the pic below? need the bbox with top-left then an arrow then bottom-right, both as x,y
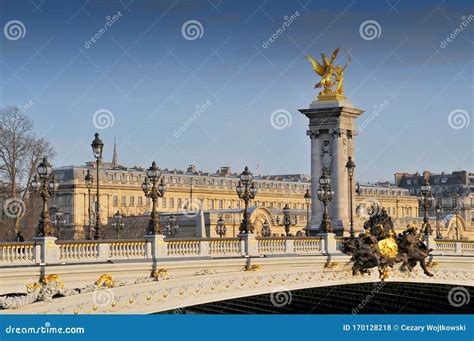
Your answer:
0,242 -> 36,265
0,236 -> 473,266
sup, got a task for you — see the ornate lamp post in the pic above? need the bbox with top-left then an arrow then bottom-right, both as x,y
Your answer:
282,203 -> 297,236
261,220 -> 271,237
142,161 -> 166,235
31,157 -> 58,237
345,156 -> 356,238
418,178 -> 433,236
235,166 -> 257,234
304,189 -> 311,236
51,207 -> 66,239
215,216 -> 226,238
165,214 -> 179,238
84,169 -> 93,239
435,200 -> 442,239
317,172 -> 333,233
111,210 -> 125,238
451,193 -> 460,240
91,133 -> 104,240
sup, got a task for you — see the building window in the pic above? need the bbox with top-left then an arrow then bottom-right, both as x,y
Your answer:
121,196 -> 126,206
170,198 -> 174,208
407,180 -> 411,185
138,196 -> 143,206
210,200 -> 215,209
162,197 -> 166,207
130,196 -> 135,206
177,198 -> 182,208
146,197 -> 151,206
219,200 -> 223,209
113,196 -> 118,207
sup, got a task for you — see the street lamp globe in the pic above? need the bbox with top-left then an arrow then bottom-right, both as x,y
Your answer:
84,169 -> 93,188
91,133 -> 104,159
37,157 -> 52,179
236,182 -> 244,196
146,161 -> 161,182
249,183 -> 257,197
240,166 -> 253,183
304,189 -> 311,204
345,156 -> 356,177
141,179 -> 150,194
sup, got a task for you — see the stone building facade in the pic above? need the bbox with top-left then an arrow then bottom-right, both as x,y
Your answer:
50,160 -> 420,239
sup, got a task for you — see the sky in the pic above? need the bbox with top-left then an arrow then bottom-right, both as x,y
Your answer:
0,0 -> 472,183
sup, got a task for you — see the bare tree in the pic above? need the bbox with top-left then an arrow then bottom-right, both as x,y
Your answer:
0,106 -> 55,240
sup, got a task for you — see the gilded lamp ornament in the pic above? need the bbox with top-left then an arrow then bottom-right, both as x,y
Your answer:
306,47 -> 351,98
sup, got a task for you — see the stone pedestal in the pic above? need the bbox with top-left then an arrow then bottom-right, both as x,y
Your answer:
299,96 -> 364,236
32,236 -> 59,264
239,233 -> 258,257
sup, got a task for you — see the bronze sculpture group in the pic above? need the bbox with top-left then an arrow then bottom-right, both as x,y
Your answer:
342,203 -> 434,281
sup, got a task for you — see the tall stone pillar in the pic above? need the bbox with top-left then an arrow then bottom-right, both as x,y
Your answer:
299,96 -> 363,236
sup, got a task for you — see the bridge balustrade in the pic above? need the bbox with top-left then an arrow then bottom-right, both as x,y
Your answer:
0,242 -> 36,265
0,236 -> 473,267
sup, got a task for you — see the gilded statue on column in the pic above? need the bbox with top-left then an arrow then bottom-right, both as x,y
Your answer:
306,47 -> 351,98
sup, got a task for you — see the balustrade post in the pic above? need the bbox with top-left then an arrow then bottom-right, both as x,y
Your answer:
423,235 -> 436,253
239,234 -> 259,257
97,242 -> 110,261
320,233 -> 337,255
200,240 -> 210,256
284,238 -> 295,254
32,236 -> 60,264
455,241 -> 461,255
145,234 -> 167,259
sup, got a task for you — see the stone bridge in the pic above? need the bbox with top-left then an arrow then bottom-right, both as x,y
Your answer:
0,234 -> 473,314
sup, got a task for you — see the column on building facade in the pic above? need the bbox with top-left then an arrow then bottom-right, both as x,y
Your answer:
308,128 -> 322,232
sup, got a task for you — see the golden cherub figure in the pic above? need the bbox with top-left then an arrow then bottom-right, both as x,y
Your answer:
306,48 -> 351,97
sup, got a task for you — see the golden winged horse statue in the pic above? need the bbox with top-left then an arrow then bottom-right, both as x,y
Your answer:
306,48 -> 351,97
